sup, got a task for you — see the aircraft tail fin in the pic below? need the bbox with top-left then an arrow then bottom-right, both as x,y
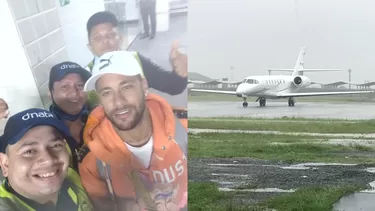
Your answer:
292,46 -> 306,76
267,47 -> 342,75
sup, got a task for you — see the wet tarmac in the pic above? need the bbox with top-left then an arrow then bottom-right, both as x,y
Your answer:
189,101 -> 375,120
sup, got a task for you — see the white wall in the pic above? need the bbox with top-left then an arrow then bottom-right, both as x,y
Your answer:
0,0 -> 44,133
57,0 -> 105,67
5,0 -> 105,108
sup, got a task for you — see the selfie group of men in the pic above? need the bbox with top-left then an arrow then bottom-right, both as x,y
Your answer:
0,10 -> 188,211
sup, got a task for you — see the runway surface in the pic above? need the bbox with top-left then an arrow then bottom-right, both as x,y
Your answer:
189,101 -> 375,119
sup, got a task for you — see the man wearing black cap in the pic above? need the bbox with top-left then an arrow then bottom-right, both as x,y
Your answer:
48,61 -> 92,147
0,108 -> 93,210
85,11 -> 188,96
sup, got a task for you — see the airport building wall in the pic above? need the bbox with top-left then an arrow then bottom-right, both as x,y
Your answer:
0,0 -> 105,134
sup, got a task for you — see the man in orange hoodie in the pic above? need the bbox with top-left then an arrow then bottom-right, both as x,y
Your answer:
79,51 -> 187,211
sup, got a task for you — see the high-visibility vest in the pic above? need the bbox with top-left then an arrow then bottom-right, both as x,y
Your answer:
0,168 -> 93,211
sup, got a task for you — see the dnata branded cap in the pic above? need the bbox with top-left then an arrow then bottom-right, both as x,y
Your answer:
0,108 -> 75,153
49,61 -> 92,91
84,51 -> 144,92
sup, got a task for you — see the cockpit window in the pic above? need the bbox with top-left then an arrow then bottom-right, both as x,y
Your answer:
246,79 -> 258,84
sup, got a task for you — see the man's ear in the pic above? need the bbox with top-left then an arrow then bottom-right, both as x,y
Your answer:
119,34 -> 127,50
87,43 -> 95,55
141,78 -> 149,91
0,152 -> 10,177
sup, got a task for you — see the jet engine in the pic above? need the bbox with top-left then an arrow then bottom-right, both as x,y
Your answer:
293,76 -> 311,87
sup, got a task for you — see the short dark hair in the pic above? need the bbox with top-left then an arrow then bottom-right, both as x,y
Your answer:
87,11 -> 118,37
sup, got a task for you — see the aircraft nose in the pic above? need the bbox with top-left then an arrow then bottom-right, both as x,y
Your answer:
236,84 -> 246,97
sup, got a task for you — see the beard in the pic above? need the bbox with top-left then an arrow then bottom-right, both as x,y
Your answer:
107,97 -> 146,131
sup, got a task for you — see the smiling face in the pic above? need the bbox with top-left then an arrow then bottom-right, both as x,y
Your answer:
0,126 -> 70,202
88,23 -> 123,57
51,73 -> 87,115
96,73 -> 147,131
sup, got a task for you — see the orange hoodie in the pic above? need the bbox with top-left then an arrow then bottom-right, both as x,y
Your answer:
79,93 -> 188,211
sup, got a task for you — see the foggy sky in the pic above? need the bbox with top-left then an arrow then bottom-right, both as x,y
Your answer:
188,0 -> 375,84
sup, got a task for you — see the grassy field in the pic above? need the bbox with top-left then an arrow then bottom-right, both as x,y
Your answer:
188,132 -> 375,210
188,117 -> 375,210
189,132 -> 375,163
188,92 -> 375,103
188,182 -> 365,211
189,118 -> 375,134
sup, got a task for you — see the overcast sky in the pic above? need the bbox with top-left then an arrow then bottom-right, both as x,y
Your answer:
188,0 -> 375,84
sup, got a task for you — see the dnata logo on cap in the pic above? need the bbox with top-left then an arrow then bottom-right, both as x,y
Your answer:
22,111 -> 54,121
60,64 -> 79,70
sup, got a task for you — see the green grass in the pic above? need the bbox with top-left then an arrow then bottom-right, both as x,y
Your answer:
191,116 -> 361,122
188,182 -> 252,211
188,182 -> 366,211
188,92 -> 375,103
189,118 -> 375,134
188,133 -> 375,163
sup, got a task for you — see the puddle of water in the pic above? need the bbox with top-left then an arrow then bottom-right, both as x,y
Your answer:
271,139 -> 375,147
333,192 -> 375,211
212,173 -> 248,177
292,162 -> 357,167
219,187 -> 295,193
209,180 -> 239,185
280,166 -> 313,170
365,168 -> 375,173
333,168 -> 375,210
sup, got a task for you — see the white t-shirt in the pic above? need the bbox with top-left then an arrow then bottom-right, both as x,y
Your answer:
125,136 -> 154,168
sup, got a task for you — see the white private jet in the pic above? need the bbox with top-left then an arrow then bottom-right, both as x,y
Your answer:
191,47 -> 373,107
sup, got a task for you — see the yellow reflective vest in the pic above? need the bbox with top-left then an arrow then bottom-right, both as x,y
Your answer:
0,168 -> 93,211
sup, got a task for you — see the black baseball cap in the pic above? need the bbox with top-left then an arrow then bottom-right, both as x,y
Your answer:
49,61 -> 92,91
87,11 -> 118,36
0,108 -> 76,153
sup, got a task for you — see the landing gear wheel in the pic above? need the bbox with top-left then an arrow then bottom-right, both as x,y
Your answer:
243,102 -> 248,108
288,98 -> 295,107
259,98 -> 266,107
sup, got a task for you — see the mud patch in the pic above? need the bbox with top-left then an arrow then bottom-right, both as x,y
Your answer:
189,157 -> 375,206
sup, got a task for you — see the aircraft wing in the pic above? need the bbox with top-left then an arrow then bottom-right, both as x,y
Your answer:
277,90 -> 374,97
190,89 -> 237,95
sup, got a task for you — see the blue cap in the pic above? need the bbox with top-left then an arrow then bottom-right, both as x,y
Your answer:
0,108 -> 76,153
48,61 -> 92,91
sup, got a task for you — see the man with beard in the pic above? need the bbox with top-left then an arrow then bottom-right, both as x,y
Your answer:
0,108 -> 93,210
48,62 -> 92,170
79,51 -> 187,211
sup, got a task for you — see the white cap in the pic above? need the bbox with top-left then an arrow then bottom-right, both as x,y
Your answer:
84,51 -> 144,92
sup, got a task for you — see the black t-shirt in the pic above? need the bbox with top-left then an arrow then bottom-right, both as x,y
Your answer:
137,53 -> 187,95
5,179 -> 77,211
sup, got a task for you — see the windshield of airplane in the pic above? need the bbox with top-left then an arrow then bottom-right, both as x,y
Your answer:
244,79 -> 259,84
